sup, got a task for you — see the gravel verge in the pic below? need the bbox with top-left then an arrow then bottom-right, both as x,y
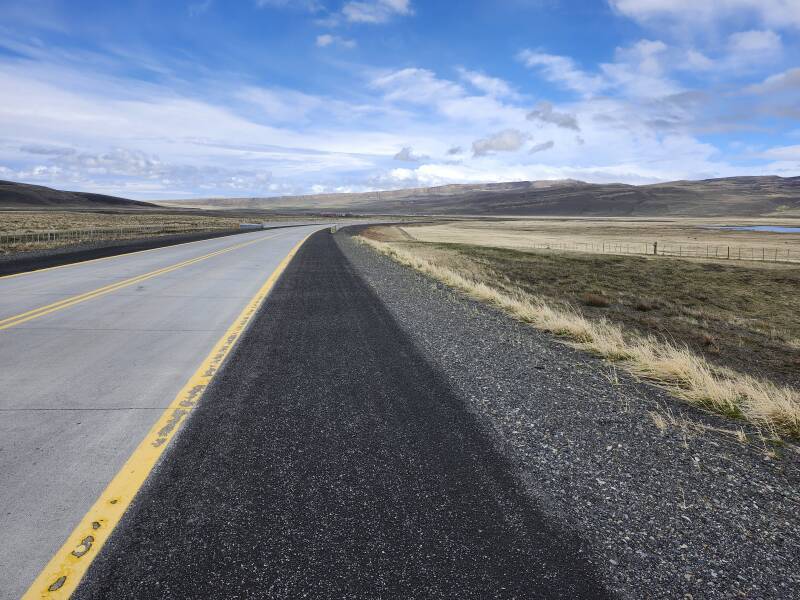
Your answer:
337,231 -> 800,600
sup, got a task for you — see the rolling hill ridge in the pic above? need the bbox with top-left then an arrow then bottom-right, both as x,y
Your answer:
0,180 -> 156,210
161,176 -> 800,217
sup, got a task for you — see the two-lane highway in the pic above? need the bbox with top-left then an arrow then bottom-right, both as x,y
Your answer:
0,225 -> 327,599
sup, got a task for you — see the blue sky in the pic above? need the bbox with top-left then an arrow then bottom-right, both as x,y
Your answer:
0,0 -> 799,199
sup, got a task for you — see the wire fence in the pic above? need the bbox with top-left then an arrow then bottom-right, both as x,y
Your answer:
0,224 -> 238,251
524,240 -> 800,263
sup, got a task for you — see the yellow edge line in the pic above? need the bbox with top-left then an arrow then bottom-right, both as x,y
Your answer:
0,230 -> 257,281
0,234 -> 276,331
22,232 -> 312,600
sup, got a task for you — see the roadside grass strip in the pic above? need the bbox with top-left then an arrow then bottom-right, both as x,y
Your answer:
22,233 -> 311,599
359,236 -> 800,440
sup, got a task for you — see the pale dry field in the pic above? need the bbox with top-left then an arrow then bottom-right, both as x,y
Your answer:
403,217 -> 800,260
0,210 -> 246,254
0,211 -> 244,233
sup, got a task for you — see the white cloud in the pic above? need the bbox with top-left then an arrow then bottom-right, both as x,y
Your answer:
316,34 -> 357,48
2,27 -> 796,199
20,144 -> 76,156
520,40 -> 680,99
189,0 -> 213,17
518,50 -> 605,96
372,68 -> 464,103
608,0 -> 800,30
527,101 -> 580,130
472,129 -> 530,157
255,0 -> 322,10
393,146 -> 428,162
683,49 -> 715,71
529,140 -> 555,154
237,86 -> 323,122
745,67 -> 800,93
761,144 -> 800,160
726,29 -> 783,66
342,0 -> 412,24
457,68 -> 517,98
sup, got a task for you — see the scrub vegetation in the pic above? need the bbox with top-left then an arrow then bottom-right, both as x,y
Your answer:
359,226 -> 800,441
0,211 -> 245,254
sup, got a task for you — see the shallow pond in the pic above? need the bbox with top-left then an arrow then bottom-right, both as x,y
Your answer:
710,226 -> 800,233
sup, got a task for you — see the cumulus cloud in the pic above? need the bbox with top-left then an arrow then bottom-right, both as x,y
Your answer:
372,68 -> 464,103
342,0 -> 412,24
526,101 -> 580,131
316,34 -> 356,48
237,86 -> 323,122
529,140 -> 555,154
189,0 -> 213,17
472,129 -> 530,157
683,49 -> 715,71
446,146 -> 463,155
8,146 -> 274,192
520,39 -> 680,99
20,144 -> 76,156
608,0 -> 800,30
746,67 -> 800,93
761,144 -> 800,160
255,0 -> 321,10
393,146 -> 428,162
726,29 -> 782,66
518,50 -> 605,96
457,68 -> 517,98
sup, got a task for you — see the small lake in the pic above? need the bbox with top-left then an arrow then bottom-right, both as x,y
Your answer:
710,226 -> 800,233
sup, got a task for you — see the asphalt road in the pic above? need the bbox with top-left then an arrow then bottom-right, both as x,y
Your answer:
0,225 -> 327,599
0,229 -> 249,277
74,231 -> 609,599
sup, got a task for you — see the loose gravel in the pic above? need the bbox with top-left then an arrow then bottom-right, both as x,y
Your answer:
338,232 -> 800,600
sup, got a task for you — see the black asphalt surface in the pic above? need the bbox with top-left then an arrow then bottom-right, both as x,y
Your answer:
75,230 -> 610,599
0,229 -> 248,277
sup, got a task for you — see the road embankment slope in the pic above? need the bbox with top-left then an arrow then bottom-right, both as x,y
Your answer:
336,231 -> 800,599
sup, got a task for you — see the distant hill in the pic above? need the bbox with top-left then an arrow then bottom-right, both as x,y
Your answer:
161,176 -> 800,217
0,180 -> 157,210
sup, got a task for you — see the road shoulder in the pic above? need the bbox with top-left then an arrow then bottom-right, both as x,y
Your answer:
337,231 -> 800,599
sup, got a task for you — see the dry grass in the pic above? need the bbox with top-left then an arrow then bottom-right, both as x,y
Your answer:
579,292 -> 612,308
402,218 -> 800,259
0,210 -> 244,254
359,235 -> 800,440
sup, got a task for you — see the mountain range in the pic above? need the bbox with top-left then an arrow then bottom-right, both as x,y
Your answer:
2,176 -> 800,217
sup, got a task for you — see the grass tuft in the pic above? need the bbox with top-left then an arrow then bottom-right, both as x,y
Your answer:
580,292 -> 612,307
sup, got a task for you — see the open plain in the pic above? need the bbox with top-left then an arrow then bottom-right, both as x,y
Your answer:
400,217 -> 800,258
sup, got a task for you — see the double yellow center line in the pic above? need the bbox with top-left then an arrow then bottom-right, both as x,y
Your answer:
0,234 -> 276,331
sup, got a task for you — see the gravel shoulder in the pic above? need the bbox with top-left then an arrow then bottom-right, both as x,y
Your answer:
74,231 -> 608,599
337,231 -> 800,600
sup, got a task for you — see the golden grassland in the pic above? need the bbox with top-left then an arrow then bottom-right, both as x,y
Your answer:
406,217 -> 800,255
0,210 -> 244,233
359,224 -> 800,442
0,210 -> 246,254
